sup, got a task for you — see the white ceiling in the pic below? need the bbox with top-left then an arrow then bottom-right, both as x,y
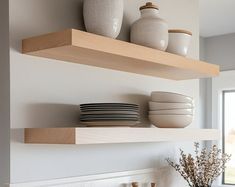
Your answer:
200,0 -> 235,37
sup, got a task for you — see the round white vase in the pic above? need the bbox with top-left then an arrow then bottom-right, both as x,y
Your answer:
130,2 -> 168,51
83,0 -> 124,39
166,29 -> 192,56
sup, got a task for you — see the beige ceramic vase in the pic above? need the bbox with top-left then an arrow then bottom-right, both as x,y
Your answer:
130,2 -> 168,51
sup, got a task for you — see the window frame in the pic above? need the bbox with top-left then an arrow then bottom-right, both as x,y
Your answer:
222,90 -> 235,186
211,70 -> 235,187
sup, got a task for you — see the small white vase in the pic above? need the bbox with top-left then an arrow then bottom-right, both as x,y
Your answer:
83,0 -> 124,39
130,2 -> 168,51
166,29 -> 192,56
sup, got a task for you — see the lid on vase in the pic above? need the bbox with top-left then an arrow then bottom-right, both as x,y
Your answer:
140,2 -> 159,10
169,29 -> 192,36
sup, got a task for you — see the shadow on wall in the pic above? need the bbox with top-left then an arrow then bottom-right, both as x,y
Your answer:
11,0 -> 135,52
11,103 -> 79,143
11,93 -> 151,143
11,0 -> 84,52
23,103 -> 80,128
22,94 -> 151,127
117,12 -> 132,42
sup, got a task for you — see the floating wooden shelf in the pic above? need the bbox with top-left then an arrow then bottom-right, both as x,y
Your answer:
24,128 -> 220,145
22,29 -> 219,80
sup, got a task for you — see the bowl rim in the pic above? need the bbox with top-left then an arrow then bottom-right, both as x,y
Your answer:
149,114 -> 193,116
149,109 -> 193,113
149,101 -> 193,105
149,108 -> 193,111
151,91 -> 193,99
149,108 -> 194,111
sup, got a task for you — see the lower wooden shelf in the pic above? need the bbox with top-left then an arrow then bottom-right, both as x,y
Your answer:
24,127 -> 220,145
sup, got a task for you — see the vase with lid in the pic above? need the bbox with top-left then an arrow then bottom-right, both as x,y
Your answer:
130,2 -> 168,51
83,0 -> 123,39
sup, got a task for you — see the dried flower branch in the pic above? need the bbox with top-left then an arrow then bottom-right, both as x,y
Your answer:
166,143 -> 231,187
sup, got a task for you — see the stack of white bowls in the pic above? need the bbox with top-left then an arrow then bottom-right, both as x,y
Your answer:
148,92 -> 194,128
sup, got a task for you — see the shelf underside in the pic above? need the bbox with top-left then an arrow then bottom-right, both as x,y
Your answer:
22,29 -> 219,80
24,127 -> 220,145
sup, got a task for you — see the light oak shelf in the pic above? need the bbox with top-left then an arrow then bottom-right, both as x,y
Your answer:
22,29 -> 219,80
24,128 -> 220,145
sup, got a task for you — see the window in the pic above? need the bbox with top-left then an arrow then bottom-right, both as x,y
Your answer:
222,90 -> 235,185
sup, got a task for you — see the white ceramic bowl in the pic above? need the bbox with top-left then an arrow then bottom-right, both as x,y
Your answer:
166,29 -> 192,56
149,114 -> 193,128
149,108 -> 193,115
151,91 -> 193,103
149,101 -> 193,110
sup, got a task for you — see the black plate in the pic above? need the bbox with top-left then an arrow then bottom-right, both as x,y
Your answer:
80,114 -> 139,117
80,103 -> 138,107
80,118 -> 140,122
81,109 -> 139,112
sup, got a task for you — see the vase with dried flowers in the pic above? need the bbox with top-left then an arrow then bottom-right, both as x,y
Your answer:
166,142 -> 231,187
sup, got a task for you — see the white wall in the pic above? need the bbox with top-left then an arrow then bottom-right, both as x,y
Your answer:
201,32 -> 235,130
205,33 -> 235,71
0,0 -> 10,186
199,37 -> 207,129
9,0 -> 199,186
199,37 -> 212,129
200,37 -> 206,61
212,70 -> 235,134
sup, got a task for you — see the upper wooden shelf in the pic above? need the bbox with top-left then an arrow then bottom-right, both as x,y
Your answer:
22,29 -> 219,80
24,127 -> 220,145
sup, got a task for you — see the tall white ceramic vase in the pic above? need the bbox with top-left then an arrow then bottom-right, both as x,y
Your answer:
83,0 -> 124,39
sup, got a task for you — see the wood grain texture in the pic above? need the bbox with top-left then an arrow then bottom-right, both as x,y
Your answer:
24,127 -> 220,145
24,128 -> 76,144
22,29 -> 219,80
168,29 -> 192,35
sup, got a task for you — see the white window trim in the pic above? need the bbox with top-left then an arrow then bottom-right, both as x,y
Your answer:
212,70 -> 235,187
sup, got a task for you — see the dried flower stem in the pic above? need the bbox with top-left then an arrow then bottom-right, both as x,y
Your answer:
166,143 -> 231,187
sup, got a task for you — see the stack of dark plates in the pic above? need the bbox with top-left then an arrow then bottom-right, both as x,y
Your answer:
80,103 -> 140,127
